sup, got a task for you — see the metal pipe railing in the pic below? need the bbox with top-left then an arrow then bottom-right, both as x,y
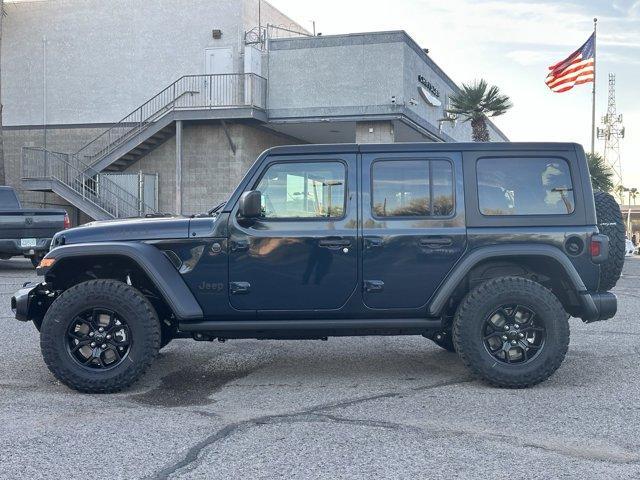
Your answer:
22,147 -> 156,218
75,73 -> 267,167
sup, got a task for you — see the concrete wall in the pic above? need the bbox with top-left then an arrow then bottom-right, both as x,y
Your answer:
267,31 -> 508,143
268,33 -> 405,115
123,122 -> 300,215
1,0 -> 302,126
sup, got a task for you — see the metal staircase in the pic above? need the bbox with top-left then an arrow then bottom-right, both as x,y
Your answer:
22,148 -> 156,220
21,73 -> 267,219
76,73 -> 267,173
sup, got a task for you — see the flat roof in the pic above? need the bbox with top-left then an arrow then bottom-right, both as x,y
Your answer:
269,30 -> 509,142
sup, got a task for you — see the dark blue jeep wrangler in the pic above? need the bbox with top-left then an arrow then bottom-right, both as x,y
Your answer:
11,142 -> 625,392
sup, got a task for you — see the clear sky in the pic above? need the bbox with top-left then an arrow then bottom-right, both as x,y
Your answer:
269,0 -> 640,189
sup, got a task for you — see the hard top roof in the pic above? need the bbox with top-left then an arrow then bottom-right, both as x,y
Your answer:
265,142 -> 582,155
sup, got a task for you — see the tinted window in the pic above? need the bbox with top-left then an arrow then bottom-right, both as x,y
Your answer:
477,157 -> 574,215
255,162 -> 345,219
372,160 -> 454,217
0,189 -> 20,209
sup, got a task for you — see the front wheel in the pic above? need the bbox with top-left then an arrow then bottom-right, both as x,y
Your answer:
40,279 -> 161,393
453,276 -> 569,388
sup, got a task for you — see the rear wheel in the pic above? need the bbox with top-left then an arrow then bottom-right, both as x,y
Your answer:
453,276 -> 569,388
594,191 -> 625,291
40,279 -> 161,393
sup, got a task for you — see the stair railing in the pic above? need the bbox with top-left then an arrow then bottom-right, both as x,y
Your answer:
22,147 -> 156,219
75,73 -> 267,168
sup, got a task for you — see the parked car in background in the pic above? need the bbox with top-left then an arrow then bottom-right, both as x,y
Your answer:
0,186 -> 69,267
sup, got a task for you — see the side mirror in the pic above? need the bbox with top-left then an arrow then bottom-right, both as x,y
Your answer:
238,190 -> 262,219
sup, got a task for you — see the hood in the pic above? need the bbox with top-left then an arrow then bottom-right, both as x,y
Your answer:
52,216 -> 192,246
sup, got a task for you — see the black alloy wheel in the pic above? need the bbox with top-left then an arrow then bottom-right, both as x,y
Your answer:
40,279 -> 161,393
482,304 -> 545,365
453,276 -> 569,388
66,308 -> 131,370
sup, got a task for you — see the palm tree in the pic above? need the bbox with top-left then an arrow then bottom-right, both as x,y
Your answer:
446,79 -> 512,142
586,152 -> 614,192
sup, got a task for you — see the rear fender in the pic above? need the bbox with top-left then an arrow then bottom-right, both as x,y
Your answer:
428,244 -> 595,320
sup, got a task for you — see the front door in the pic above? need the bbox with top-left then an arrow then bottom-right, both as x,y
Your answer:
361,152 -> 466,309
204,47 -> 237,106
228,154 -> 358,311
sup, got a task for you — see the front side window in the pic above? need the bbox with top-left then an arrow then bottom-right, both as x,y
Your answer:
477,157 -> 575,216
372,160 -> 454,218
255,161 -> 346,219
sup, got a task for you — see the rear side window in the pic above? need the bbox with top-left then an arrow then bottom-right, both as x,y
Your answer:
372,160 -> 454,218
477,157 -> 575,216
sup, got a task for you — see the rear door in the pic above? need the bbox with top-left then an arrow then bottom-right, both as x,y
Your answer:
361,151 -> 466,309
228,153 -> 358,312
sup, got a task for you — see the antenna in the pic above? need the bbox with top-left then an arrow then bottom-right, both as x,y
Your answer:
597,73 -> 625,202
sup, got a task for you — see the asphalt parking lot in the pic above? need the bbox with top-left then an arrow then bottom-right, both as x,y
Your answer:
1,257 -> 640,479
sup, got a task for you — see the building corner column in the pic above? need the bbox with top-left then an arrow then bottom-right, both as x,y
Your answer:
175,120 -> 183,215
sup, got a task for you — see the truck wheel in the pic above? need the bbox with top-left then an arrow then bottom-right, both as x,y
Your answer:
453,276 -> 569,388
40,279 -> 161,393
594,191 -> 625,291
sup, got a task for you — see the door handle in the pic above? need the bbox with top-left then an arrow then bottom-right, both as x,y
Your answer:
364,280 -> 385,292
318,238 -> 351,249
364,237 -> 384,249
230,240 -> 249,252
419,237 -> 453,248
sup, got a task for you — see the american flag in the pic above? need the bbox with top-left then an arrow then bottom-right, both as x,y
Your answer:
545,33 -> 595,93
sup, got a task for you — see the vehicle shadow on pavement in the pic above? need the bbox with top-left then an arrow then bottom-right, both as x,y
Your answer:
125,340 -> 465,409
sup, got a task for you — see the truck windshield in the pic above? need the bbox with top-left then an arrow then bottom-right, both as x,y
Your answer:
0,189 -> 20,209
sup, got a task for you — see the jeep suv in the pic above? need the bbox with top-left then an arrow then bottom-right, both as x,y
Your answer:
11,143 -> 625,393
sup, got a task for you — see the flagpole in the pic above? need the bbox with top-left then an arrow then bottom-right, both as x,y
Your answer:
591,17 -> 597,154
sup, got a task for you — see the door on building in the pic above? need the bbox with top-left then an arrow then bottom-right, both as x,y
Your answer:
361,151 -> 466,309
228,154 -> 359,312
204,47 -> 237,106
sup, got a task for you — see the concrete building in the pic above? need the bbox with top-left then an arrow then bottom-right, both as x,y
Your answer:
1,0 -> 508,223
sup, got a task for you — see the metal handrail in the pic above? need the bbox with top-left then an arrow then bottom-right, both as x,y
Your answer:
75,73 -> 267,167
22,147 -> 156,218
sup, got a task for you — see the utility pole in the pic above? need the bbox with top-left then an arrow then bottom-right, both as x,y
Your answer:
597,73 -> 625,202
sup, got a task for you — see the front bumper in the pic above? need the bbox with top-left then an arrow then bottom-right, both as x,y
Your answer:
11,282 -> 46,322
579,291 -> 617,323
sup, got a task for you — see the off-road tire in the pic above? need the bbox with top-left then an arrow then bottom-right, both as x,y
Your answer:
453,276 -> 569,388
594,191 -> 625,291
40,279 -> 161,393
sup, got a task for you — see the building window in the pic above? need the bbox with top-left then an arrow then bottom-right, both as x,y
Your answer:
255,162 -> 346,219
477,157 -> 575,215
371,160 -> 454,218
